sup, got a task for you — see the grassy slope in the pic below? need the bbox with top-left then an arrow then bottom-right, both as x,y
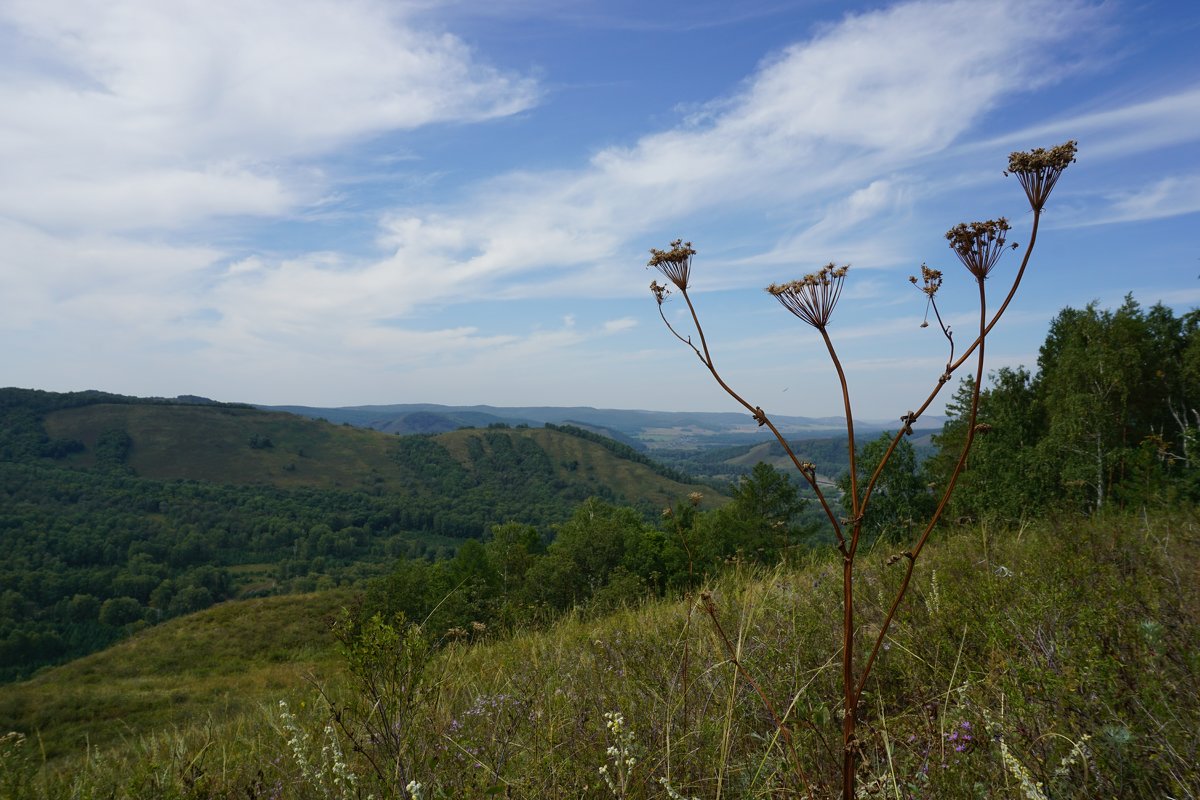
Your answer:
42,404 -> 715,504
0,590 -> 351,760
437,426 -> 722,510
3,512 -> 1198,798
44,404 -> 401,490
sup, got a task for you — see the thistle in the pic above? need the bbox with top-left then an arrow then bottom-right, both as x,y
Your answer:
945,219 -> 1013,282
766,263 -> 849,329
647,239 -> 696,291
1006,140 -> 1077,211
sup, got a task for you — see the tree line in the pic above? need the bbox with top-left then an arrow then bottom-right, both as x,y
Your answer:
847,297 -> 1199,534
358,461 -> 810,639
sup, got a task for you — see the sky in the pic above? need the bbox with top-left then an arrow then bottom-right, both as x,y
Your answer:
1,0 -> 1198,421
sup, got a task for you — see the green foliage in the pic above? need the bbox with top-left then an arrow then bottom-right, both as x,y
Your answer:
0,390 -> 716,681
7,512 -> 1199,798
927,368 -> 1051,522
840,433 -> 934,542
930,298 -> 1200,522
98,596 -> 144,627
692,462 -> 813,563
325,611 -> 435,795
358,478 -> 814,641
544,422 -> 694,483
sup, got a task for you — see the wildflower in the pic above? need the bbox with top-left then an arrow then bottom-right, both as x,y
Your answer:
1006,140 -> 1077,211
688,491 -> 703,506
945,219 -> 1013,281
647,239 -> 696,291
766,263 -> 849,329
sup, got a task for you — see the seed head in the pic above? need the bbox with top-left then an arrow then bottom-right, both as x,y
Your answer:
647,239 -> 696,291
945,219 -> 1013,281
649,280 -> 669,306
766,263 -> 849,329
1006,140 -> 1077,211
909,263 -> 943,299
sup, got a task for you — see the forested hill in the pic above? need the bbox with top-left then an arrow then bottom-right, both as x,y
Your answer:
0,388 -> 719,682
1,388 -> 713,508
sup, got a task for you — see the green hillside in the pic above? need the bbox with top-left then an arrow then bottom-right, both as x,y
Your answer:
0,389 -> 720,683
37,401 -> 714,508
0,590 -> 351,761
3,512 -> 1197,798
43,403 -> 404,489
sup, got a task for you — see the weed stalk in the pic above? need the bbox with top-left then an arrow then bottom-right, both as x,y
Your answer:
646,141 -> 1076,798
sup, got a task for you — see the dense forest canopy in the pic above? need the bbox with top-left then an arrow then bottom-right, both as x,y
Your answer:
0,389 -> 715,681
926,297 -> 1200,518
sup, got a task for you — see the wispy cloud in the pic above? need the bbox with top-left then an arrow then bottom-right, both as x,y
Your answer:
979,86 -> 1200,162
2,0 -> 1189,414
603,317 -> 638,333
0,0 -> 539,233
236,0 -> 1101,326
1085,173 -> 1200,225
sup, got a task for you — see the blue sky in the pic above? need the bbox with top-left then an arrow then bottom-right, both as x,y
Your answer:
1,0 -> 1198,421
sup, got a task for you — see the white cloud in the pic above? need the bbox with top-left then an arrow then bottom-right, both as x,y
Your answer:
978,87 -> 1200,163
4,0 -> 1156,414
129,0 -> 1104,388
603,317 -> 638,333
0,219 -> 222,329
344,0 -> 1097,307
1095,174 -> 1200,224
0,0 -> 539,232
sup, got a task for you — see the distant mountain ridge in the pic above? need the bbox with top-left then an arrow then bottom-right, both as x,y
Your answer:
257,402 -> 934,449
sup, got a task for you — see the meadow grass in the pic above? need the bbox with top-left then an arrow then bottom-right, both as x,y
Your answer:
4,511 -> 1197,798
0,590 -> 352,762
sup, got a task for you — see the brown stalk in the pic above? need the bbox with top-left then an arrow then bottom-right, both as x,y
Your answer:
702,592 -> 816,799
647,142 -> 1071,800
856,277 -> 988,701
665,286 -> 848,549
858,206 -> 1040,514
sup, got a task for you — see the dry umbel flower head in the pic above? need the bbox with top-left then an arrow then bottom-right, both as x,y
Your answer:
647,239 -> 696,291
908,263 -> 943,298
766,263 -> 849,329
945,219 -> 1014,281
1006,140 -> 1077,211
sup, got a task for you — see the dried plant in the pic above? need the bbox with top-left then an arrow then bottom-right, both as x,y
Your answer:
766,263 -> 850,329
1006,140 -> 1077,212
645,141 -> 1076,799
